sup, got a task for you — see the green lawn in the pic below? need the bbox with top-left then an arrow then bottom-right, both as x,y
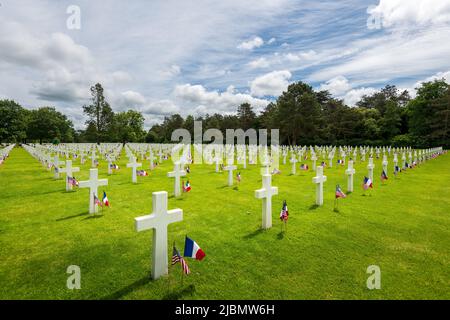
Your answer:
0,146 -> 449,300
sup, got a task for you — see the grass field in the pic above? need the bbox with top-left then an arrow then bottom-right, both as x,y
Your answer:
0,146 -> 449,300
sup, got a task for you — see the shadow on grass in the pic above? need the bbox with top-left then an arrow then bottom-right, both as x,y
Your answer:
101,276 -> 151,300
277,231 -> 285,240
83,214 -> 104,220
216,185 -> 228,189
233,186 -> 239,191
243,228 -> 264,239
162,284 -> 196,300
308,204 -> 319,210
55,212 -> 88,221
333,208 -> 340,213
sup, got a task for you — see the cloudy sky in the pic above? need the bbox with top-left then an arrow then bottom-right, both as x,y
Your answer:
1,0 -> 450,129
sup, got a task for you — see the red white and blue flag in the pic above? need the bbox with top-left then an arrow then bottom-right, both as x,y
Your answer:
172,246 -> 190,275
300,164 -> 309,171
335,185 -> 346,198
137,170 -> 148,176
102,191 -> 110,207
94,194 -> 103,207
184,236 -> 205,261
68,176 -> 79,187
363,177 -> 373,190
280,200 -> 289,222
381,170 -> 388,181
183,180 -> 191,192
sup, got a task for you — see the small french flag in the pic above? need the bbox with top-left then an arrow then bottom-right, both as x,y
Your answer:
184,236 -> 206,261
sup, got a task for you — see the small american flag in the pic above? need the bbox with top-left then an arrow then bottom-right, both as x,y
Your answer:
335,184 -> 346,198
280,200 -> 289,222
68,176 -> 79,187
94,194 -> 103,207
172,246 -> 190,275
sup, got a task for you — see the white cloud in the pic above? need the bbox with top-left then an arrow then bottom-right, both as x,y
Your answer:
309,26 -> 450,83
250,70 -> 292,97
268,37 -> 276,44
248,57 -> 271,69
343,87 -> 378,106
369,0 -> 450,28
237,36 -> 264,50
143,99 -> 181,116
319,76 -> 352,96
160,64 -> 181,78
174,83 -> 269,114
120,90 -> 146,106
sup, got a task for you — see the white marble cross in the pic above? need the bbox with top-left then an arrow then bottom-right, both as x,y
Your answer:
382,155 -> 388,174
148,150 -> 156,170
312,165 -> 327,206
345,160 -> 356,192
311,153 -> 317,171
135,191 -> 183,280
260,159 -> 270,175
127,156 -> 142,183
79,169 -> 108,214
167,162 -> 186,197
290,156 -> 298,175
255,174 -> 278,229
214,156 -> 220,172
223,159 -> 237,186
328,153 -> 334,168
91,149 -> 97,168
394,153 -> 399,168
59,160 -> 80,191
106,155 -> 113,175
367,157 -> 375,181
53,155 -> 65,179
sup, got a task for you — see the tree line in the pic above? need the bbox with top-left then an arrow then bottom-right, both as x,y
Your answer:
1,80 -> 449,148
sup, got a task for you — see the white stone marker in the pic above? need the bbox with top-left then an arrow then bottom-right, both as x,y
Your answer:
367,157 -> 375,181
59,160 -> 80,191
148,150 -> 155,170
127,156 -> 142,183
290,156 -> 298,175
255,174 -> 278,229
214,156 -> 220,173
311,153 -> 317,171
79,169 -> 108,214
167,162 -> 186,197
53,155 -> 65,179
345,160 -> 356,193
135,191 -> 183,280
328,153 -> 334,168
223,159 -> 237,186
106,155 -> 113,175
91,150 -> 97,168
382,155 -> 388,174
312,166 -> 327,206
260,159 -> 270,175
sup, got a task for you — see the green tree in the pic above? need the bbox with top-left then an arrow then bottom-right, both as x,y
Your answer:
276,82 -> 323,145
237,103 -> 256,130
113,110 -> 146,143
408,79 -> 450,147
27,107 -> 74,143
82,83 -> 115,143
0,100 -> 29,143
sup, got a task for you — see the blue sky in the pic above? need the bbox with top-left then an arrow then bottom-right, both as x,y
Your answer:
1,0 -> 450,129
